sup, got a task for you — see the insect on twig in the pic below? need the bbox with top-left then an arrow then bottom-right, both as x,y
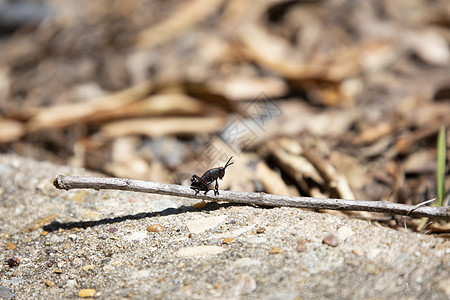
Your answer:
53,175 -> 450,220
190,157 -> 234,196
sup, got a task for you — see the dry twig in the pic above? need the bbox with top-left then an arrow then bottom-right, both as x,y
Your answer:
53,175 -> 450,220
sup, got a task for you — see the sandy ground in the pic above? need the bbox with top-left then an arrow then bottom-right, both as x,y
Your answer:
0,154 -> 449,299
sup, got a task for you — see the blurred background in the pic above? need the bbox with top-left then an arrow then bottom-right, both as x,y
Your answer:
0,0 -> 449,232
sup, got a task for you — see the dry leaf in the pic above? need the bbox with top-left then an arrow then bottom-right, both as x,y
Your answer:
0,118 -> 26,143
101,117 -> 226,138
137,0 -> 225,48
28,81 -> 155,130
208,76 -> 288,101
256,161 -> 290,196
267,139 -> 323,192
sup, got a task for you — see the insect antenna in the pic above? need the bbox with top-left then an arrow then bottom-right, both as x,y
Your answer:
223,156 -> 234,169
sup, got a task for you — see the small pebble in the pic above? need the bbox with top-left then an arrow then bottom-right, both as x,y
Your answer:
222,238 -> 235,245
5,243 -> 16,250
323,235 -> 339,247
7,257 -> 20,267
78,289 -> 96,298
81,264 -> 95,272
256,227 -> 265,234
352,248 -> 362,256
45,248 -> 57,255
269,247 -> 282,254
108,227 -> 118,233
336,226 -> 354,241
68,234 -> 77,241
192,200 -> 207,208
49,235 -> 62,243
367,248 -> 381,259
66,279 -> 77,288
176,262 -> 186,269
147,224 -> 164,232
40,231 -> 48,236
54,269 -> 63,274
296,239 -> 307,252
45,280 -> 55,287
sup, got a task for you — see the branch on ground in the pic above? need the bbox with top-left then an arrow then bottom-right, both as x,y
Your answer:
53,175 -> 450,221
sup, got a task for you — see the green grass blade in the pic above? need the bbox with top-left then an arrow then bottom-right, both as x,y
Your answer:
436,126 -> 446,206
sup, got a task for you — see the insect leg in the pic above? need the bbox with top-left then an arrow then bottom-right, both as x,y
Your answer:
192,174 -> 202,182
190,187 -> 200,195
214,179 -> 219,195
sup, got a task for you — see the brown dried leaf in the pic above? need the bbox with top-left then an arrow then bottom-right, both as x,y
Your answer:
395,120 -> 450,155
137,0 -> 225,48
208,76 -> 288,101
278,100 -> 358,138
101,117 -> 226,138
329,152 -> 369,191
0,118 -> 26,143
266,139 -> 323,192
28,81 -> 155,130
404,30 -> 450,66
256,161 -> 290,196
353,122 -> 396,145
95,93 -> 207,120
302,149 -> 355,200
296,79 -> 353,107
403,150 -> 436,174
238,23 -> 307,79
239,22 -> 394,82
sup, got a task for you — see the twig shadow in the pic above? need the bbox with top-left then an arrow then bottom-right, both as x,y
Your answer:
42,201 -> 254,232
